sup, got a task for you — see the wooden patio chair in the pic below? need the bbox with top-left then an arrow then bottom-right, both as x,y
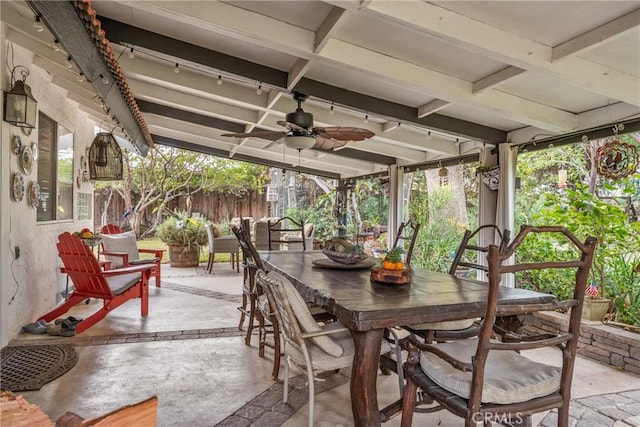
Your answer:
400,225 -> 597,427
257,269 -> 392,427
405,224 -> 511,342
392,220 -> 421,266
232,224 -> 283,380
268,216 -> 306,251
101,224 -> 164,287
38,232 -> 154,334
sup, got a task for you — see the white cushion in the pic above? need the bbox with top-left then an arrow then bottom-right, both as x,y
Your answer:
420,338 -> 561,404
409,318 -> 476,331
107,272 -> 142,294
102,231 -> 140,268
270,271 -> 344,357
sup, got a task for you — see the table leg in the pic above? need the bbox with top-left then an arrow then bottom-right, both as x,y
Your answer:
350,328 -> 384,427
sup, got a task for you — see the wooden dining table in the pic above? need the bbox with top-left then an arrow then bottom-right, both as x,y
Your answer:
261,250 -> 555,427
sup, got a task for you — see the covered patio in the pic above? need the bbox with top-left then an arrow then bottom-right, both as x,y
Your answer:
1,1 -> 639,425
8,262 -> 640,426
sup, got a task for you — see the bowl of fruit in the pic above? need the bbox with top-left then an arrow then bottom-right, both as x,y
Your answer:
370,247 -> 410,284
72,228 -> 102,246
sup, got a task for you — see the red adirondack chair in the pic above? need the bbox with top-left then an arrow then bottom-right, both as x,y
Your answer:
38,232 -> 154,334
101,224 -> 164,287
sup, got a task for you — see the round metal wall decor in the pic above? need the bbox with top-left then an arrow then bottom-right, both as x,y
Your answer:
595,139 -> 638,180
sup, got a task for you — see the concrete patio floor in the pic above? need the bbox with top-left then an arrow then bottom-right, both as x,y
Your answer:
7,262 -> 640,426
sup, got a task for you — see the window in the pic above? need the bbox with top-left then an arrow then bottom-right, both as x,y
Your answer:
37,112 -> 74,221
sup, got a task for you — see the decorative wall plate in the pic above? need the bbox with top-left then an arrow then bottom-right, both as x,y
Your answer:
28,181 -> 40,208
11,172 -> 25,202
11,135 -> 22,155
21,146 -> 34,175
31,143 -> 39,161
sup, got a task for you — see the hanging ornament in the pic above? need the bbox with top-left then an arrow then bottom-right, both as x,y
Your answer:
595,139 -> 638,180
439,165 -> 449,186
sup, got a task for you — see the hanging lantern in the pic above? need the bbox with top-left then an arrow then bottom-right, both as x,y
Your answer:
3,66 -> 38,129
88,132 -> 123,180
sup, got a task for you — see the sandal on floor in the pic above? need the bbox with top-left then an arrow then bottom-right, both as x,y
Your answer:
22,319 -> 48,334
55,316 -> 82,327
46,322 -> 76,337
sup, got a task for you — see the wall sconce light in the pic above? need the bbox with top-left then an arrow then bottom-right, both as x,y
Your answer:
3,66 -> 38,129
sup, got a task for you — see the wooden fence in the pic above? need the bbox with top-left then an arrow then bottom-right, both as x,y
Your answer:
94,190 -> 269,232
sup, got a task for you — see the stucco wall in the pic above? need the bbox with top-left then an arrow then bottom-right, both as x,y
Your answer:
2,39 -> 95,346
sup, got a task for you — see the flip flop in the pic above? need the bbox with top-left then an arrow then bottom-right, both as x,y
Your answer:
46,322 -> 76,337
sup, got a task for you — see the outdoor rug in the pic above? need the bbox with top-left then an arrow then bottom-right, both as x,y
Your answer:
1,344 -> 78,391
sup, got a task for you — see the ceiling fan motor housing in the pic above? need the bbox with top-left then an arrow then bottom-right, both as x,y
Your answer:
286,109 -> 314,129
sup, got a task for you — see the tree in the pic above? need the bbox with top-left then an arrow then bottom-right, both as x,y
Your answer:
96,146 -> 269,237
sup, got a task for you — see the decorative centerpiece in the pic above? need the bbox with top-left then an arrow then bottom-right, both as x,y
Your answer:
322,238 -> 369,265
371,247 -> 410,284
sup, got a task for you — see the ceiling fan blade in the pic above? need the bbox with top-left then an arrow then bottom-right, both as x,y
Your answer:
278,120 -> 309,133
313,127 -> 375,141
262,139 -> 284,150
313,136 -> 348,151
221,130 -> 287,138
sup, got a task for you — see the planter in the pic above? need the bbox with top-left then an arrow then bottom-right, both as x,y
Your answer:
167,244 -> 200,268
581,297 -> 612,321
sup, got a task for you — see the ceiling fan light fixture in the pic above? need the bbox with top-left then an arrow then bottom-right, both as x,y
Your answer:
282,135 -> 315,151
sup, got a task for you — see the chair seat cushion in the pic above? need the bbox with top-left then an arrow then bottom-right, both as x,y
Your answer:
420,338 -> 561,404
107,272 -> 142,294
286,321 -> 392,371
102,231 -> 140,268
409,318 -> 476,331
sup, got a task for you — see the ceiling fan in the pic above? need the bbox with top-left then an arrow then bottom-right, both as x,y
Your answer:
221,92 -> 375,151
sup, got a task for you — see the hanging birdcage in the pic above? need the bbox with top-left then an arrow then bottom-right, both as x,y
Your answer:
88,132 -> 123,181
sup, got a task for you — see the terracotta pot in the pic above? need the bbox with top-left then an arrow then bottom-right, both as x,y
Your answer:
167,244 -> 199,268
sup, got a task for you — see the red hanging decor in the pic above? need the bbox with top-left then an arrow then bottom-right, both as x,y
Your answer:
595,139 -> 638,180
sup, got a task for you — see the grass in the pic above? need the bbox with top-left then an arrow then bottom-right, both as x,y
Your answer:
137,237 -> 237,263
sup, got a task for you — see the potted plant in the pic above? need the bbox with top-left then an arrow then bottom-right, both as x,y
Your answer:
156,210 -> 208,267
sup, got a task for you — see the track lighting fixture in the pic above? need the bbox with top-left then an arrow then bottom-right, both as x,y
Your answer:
217,75 -> 223,86
256,84 -> 262,95
100,74 -> 109,85
174,63 -> 180,73
128,47 -> 135,59
363,114 -> 369,124
77,73 -> 84,82
64,57 -> 73,68
427,131 -> 432,140
50,39 -> 61,52
33,16 -> 44,32
329,105 -> 335,115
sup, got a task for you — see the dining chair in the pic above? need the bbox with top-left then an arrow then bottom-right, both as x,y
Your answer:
268,216 -> 306,251
404,224 -> 511,343
101,224 -> 165,287
392,220 -> 421,265
232,224 -> 265,346
205,223 -> 240,273
400,225 -> 597,427
257,269 -> 392,427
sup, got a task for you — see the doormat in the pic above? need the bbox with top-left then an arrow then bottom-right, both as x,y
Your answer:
1,344 -> 78,392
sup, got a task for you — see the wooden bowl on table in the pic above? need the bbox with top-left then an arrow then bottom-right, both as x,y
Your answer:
370,267 -> 411,285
